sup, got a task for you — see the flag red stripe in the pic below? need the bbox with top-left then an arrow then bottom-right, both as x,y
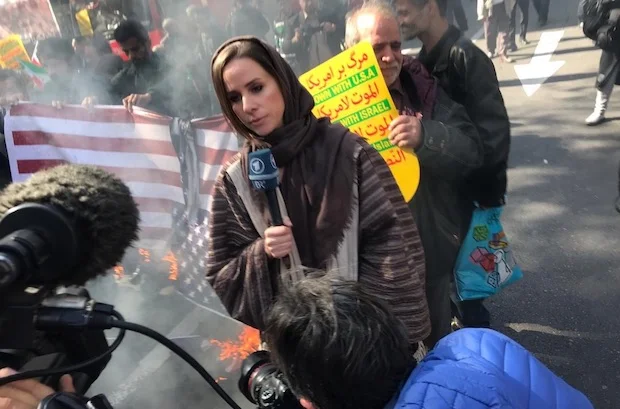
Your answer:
10,104 -> 172,126
13,131 -> 178,156
17,159 -> 67,174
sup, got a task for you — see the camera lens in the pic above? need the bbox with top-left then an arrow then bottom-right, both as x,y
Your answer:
238,351 -> 303,409
239,350 -> 271,404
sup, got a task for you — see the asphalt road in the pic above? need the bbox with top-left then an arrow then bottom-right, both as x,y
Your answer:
480,1 -> 620,408
88,1 -> 620,408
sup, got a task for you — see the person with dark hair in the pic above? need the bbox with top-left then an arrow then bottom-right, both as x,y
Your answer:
206,37 -> 431,351
394,0 -> 511,331
83,20 -> 173,115
263,277 -> 594,409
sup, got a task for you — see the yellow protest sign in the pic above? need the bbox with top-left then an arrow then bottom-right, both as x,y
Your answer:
0,35 -> 31,70
299,42 -> 419,202
75,9 -> 94,36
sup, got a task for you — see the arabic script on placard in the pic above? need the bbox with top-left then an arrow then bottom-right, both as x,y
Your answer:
299,42 -> 420,201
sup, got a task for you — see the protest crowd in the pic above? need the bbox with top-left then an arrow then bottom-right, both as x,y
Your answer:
0,0 -> 608,408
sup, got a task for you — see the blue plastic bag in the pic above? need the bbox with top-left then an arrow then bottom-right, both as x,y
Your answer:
453,206 -> 523,300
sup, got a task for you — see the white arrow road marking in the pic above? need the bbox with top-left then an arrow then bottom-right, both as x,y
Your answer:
514,30 -> 566,97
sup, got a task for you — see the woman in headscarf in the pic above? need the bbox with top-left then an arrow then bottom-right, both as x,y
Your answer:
206,36 -> 430,349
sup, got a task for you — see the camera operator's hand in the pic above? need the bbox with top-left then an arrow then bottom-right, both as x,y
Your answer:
264,217 -> 294,259
0,368 -> 74,409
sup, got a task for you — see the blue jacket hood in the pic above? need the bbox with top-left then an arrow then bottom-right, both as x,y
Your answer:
392,328 -> 593,409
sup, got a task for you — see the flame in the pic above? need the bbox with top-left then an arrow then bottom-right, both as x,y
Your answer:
138,248 -> 151,263
162,251 -> 179,281
210,327 -> 261,364
113,265 -> 124,279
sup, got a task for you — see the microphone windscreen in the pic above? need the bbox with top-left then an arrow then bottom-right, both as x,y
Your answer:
0,164 -> 140,286
248,148 -> 279,191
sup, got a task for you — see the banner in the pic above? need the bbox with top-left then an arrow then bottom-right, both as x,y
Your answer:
75,8 -> 94,36
299,41 -> 420,201
0,35 -> 31,69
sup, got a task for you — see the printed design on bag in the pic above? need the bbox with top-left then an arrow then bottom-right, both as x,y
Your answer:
468,230 -> 516,289
472,225 -> 489,242
469,247 -> 495,272
488,231 -> 508,249
489,249 -> 513,287
486,210 -> 500,225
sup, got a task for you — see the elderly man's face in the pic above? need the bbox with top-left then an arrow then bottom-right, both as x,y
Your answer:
356,13 -> 402,87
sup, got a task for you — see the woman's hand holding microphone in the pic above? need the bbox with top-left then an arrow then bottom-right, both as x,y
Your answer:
263,217 -> 293,259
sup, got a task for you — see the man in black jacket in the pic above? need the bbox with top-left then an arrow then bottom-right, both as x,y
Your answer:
346,2 -> 483,346
83,20 -> 174,116
394,0 -> 511,328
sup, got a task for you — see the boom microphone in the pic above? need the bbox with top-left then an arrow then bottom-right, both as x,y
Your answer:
0,164 -> 140,292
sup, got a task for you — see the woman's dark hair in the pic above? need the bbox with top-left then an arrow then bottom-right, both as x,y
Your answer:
113,19 -> 150,44
263,277 -> 415,409
211,39 -> 285,142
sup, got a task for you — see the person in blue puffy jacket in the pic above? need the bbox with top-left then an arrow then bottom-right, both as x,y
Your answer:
263,276 -> 594,409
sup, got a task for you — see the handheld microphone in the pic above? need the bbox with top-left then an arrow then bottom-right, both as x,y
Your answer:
248,148 -> 282,226
0,164 -> 140,292
248,149 -> 291,267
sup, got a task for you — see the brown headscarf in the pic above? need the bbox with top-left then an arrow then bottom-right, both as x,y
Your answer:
212,37 -> 360,269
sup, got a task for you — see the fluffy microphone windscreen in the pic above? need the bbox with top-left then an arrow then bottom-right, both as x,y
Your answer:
0,164 -> 140,286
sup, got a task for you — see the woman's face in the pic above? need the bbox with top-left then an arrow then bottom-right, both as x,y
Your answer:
223,57 -> 285,137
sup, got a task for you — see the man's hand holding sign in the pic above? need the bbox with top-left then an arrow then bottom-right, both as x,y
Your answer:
389,114 -> 423,150
299,42 -> 420,202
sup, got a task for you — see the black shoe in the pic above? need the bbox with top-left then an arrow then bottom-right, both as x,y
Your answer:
615,196 -> 620,213
519,36 -> 529,45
